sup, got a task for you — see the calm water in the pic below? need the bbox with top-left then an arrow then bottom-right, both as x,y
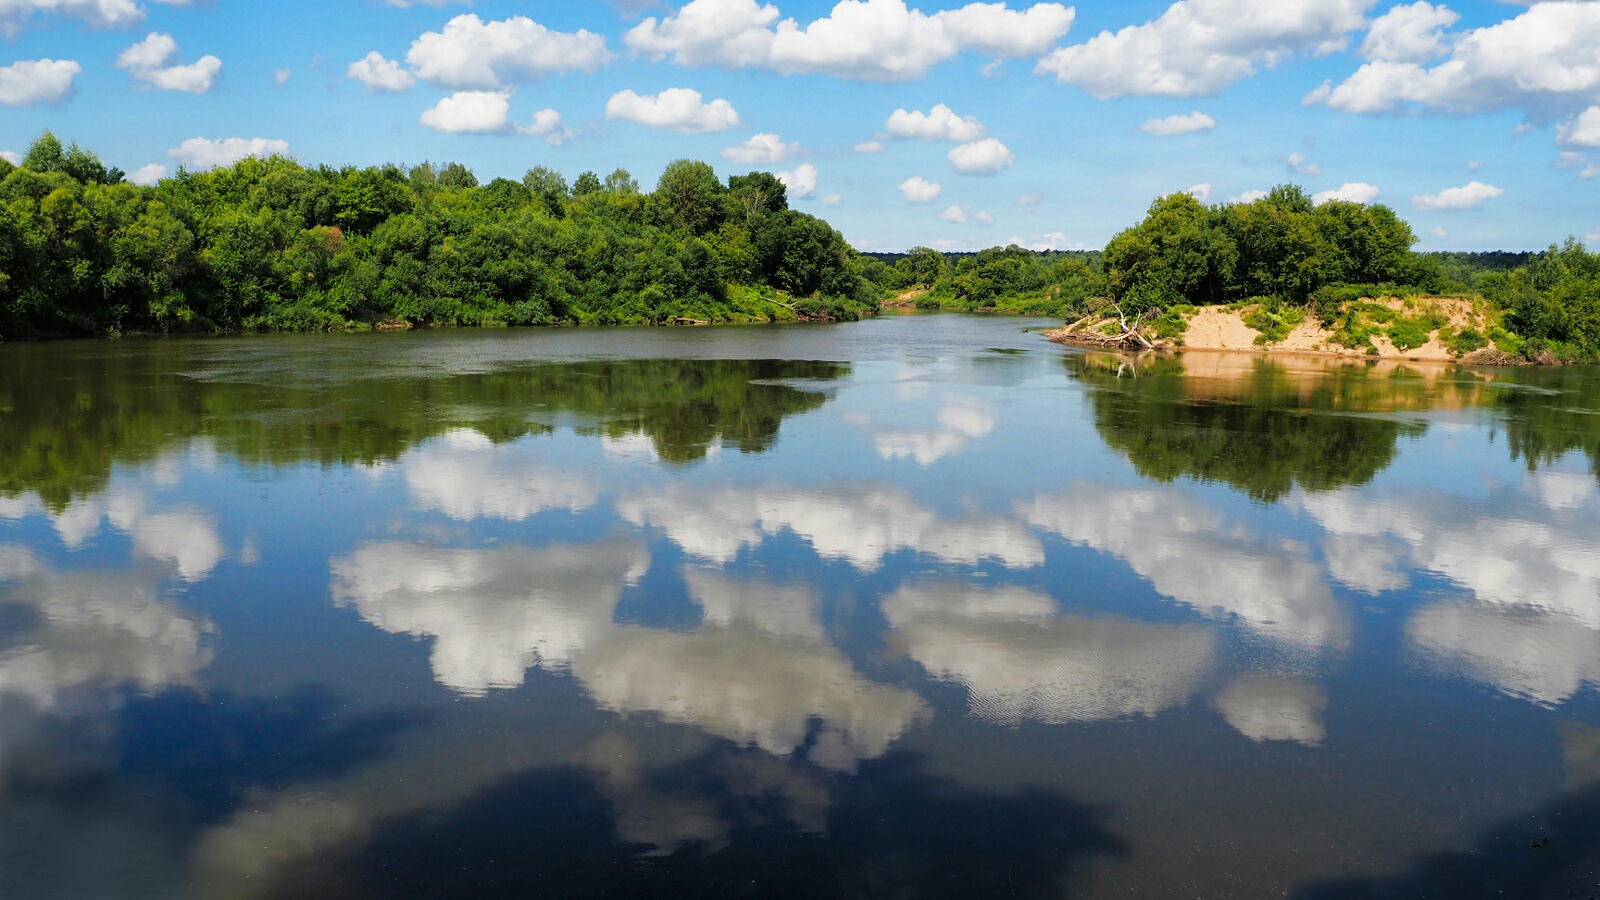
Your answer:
3,315 -> 1599,898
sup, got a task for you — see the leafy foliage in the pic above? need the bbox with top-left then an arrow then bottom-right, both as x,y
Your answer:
0,135 -> 873,337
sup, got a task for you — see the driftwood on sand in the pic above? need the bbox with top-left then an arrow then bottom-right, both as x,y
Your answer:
1049,301 -> 1155,351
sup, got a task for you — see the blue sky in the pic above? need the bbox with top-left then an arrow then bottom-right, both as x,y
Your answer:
2,0 -> 1597,252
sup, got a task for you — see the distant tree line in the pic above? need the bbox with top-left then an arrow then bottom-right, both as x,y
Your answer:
868,185 -> 1600,361
0,132 -> 874,337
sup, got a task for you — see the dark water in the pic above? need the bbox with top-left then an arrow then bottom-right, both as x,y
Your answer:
3,315 -> 1600,899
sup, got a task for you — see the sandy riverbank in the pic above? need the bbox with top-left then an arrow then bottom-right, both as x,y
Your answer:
1049,296 -> 1509,363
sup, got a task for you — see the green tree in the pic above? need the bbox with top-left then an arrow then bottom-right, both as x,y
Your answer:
651,159 -> 725,235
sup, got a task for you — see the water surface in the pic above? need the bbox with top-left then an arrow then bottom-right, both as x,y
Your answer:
3,316 -> 1599,898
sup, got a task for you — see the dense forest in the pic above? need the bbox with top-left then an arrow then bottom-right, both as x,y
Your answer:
0,132 -> 874,337
3,131 -> 1598,359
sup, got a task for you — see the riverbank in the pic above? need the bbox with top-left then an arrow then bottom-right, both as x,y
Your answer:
1045,295 -> 1551,365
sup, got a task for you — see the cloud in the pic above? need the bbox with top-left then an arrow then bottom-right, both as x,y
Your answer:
168,136 -> 292,169
0,59 -> 81,107
625,0 -> 1076,83
605,87 -> 739,132
1307,2 -> 1600,118
885,103 -> 986,141
1021,483 -> 1348,652
520,108 -> 576,145
1299,484 -> 1600,634
1212,677 -> 1327,745
865,395 -> 998,464
1311,181 -> 1380,205
1186,182 -> 1212,201
939,204 -> 968,223
883,583 -> 1217,725
0,0 -> 145,34
1140,110 -> 1215,136
347,51 -> 414,93
722,131 -> 795,164
1409,600 -> 1600,706
853,140 -> 885,153
617,481 -> 1042,570
821,192 -> 841,206
1,151 -> 22,165
48,492 -> 224,582
0,547 -> 214,711
116,33 -> 220,93
1558,106 -> 1600,148
419,90 -> 512,133
1411,180 -> 1503,211
1286,151 -> 1321,175
331,544 -> 926,767
1359,1 -> 1458,63
1005,230 -> 1088,251
125,163 -> 165,184
777,162 -> 817,197
1230,188 -> 1268,203
1036,0 -> 1374,98
406,14 -> 613,90
899,175 -> 943,202
404,431 -> 598,520
947,137 -> 1014,175
331,540 -> 650,695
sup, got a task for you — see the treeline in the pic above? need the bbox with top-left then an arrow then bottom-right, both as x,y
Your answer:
871,185 -> 1600,361
0,132 -> 875,337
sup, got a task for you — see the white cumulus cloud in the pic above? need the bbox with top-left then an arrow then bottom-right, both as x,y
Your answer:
777,162 -> 818,197
1359,1 -> 1458,63
1559,106 -> 1600,148
722,132 -> 796,164
885,103 -> 986,141
605,87 -> 739,133
899,175 -> 942,202
347,51 -> 414,93
0,59 -> 80,107
419,90 -> 512,133
129,163 -> 166,185
406,14 -> 613,90
1411,180 -> 1504,211
1312,181 -> 1380,205
168,137 -> 291,170
626,0 -> 1076,83
947,137 -> 1014,175
1036,0 -> 1374,98
116,33 -> 221,93
1140,110 -> 1215,135
1308,2 -> 1600,118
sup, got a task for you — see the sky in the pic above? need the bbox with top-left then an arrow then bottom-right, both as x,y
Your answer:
1,0 -> 1598,253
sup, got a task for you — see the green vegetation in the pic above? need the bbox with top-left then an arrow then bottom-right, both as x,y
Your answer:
0,132 -> 875,338
0,341 -> 846,507
864,246 -> 1107,317
869,184 -> 1598,363
1065,353 -> 1430,502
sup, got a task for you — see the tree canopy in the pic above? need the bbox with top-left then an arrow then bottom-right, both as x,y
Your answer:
0,134 -> 874,338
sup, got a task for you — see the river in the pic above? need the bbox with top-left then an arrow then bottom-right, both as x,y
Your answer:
2,314 -> 1598,898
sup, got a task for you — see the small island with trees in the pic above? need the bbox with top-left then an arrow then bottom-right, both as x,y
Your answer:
2,132 -> 1597,363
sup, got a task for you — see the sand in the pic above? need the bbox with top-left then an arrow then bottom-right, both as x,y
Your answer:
1170,296 -> 1486,362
